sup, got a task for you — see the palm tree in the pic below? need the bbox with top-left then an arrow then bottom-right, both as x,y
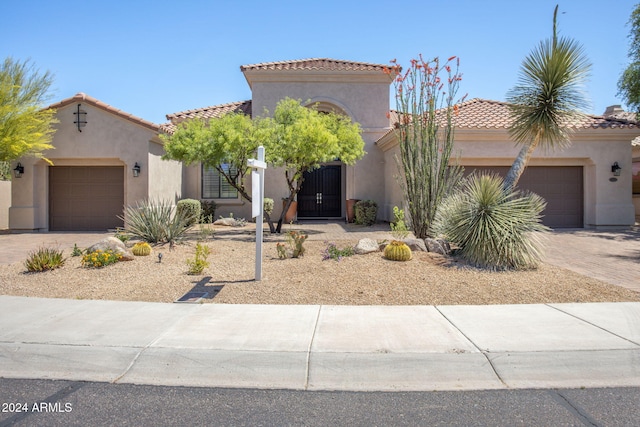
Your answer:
504,5 -> 591,190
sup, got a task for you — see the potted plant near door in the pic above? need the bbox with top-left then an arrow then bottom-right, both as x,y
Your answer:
282,197 -> 297,223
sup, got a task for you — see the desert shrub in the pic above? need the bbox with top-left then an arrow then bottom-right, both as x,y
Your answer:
433,173 -> 549,270
177,199 -> 201,226
120,199 -> 194,244
263,197 -> 274,216
81,249 -> 122,268
322,241 -> 355,261
277,230 -> 308,259
355,200 -> 378,226
390,206 -> 410,240
186,242 -> 211,275
24,247 -> 65,272
71,244 -> 83,257
200,200 -> 217,223
114,228 -> 130,243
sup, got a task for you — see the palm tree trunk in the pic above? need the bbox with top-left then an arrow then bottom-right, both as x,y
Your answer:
504,140 -> 538,191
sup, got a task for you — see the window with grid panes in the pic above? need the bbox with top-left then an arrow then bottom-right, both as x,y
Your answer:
202,164 -> 238,199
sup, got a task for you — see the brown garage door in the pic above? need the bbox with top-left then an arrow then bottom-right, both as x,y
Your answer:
49,166 -> 124,231
465,166 -> 583,228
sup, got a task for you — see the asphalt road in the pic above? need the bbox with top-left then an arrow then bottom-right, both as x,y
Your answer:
1,379 -> 638,426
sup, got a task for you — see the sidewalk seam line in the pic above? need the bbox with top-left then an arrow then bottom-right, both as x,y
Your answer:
434,305 -> 509,389
304,305 -> 322,391
546,303 -> 640,347
111,305 -> 201,384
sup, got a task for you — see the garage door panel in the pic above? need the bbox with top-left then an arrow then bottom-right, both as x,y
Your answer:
49,166 -> 124,231
465,166 -> 583,228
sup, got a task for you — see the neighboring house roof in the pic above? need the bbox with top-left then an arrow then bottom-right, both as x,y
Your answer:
46,92 -> 160,132
162,100 -> 252,134
378,98 -> 640,147
239,58 -> 390,72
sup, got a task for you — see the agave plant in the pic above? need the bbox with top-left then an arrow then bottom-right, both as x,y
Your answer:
119,198 -> 194,244
433,173 -> 549,270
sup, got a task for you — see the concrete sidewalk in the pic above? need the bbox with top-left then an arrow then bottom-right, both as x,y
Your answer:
1,295 -> 639,391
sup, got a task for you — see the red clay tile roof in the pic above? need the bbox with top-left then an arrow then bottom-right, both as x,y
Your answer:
388,98 -> 639,130
240,58 -> 389,72
46,93 -> 160,132
162,100 -> 252,133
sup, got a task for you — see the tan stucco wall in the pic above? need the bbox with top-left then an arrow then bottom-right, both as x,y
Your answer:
379,128 -> 639,228
245,71 -> 393,219
0,180 -> 10,229
9,102 -> 178,230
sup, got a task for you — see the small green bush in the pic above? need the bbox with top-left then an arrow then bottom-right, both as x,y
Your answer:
186,242 -> 211,275
200,200 -> 217,223
24,247 -> 66,272
322,241 -> 355,261
71,244 -> 83,257
81,249 -> 122,268
177,199 -> 201,226
355,200 -> 378,226
263,197 -> 274,216
390,206 -> 410,240
433,173 -> 549,270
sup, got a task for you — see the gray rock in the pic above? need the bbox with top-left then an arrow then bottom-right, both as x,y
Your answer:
86,237 -> 134,261
213,217 -> 238,226
424,238 -> 447,255
437,239 -> 452,255
403,238 -> 427,252
355,238 -> 380,254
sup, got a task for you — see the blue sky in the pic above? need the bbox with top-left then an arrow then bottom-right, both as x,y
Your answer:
2,0 -> 637,125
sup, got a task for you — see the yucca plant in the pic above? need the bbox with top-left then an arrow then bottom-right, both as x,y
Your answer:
433,173 -> 549,270
119,198 -> 194,244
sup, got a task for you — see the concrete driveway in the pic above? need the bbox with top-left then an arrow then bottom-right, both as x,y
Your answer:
543,228 -> 640,293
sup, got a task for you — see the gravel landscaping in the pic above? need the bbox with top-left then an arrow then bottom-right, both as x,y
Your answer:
1,225 -> 639,305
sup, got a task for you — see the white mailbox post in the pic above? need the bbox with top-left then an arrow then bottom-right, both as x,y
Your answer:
248,146 -> 267,281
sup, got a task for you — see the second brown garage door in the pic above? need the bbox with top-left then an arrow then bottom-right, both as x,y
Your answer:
465,166 -> 583,228
49,166 -> 124,231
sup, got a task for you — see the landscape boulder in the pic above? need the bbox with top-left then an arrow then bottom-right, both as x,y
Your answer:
424,238 -> 451,255
355,238 -> 380,255
403,238 -> 427,252
86,237 -> 135,261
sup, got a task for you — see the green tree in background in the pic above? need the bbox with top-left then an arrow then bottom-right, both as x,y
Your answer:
0,57 -> 57,178
618,3 -> 640,117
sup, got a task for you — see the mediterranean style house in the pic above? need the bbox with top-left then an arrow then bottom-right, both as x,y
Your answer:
8,58 -> 640,231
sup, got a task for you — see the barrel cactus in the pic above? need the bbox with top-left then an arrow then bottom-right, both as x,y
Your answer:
384,240 -> 412,261
131,242 -> 152,256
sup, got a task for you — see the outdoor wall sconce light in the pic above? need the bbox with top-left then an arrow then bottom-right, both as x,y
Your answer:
611,162 -> 622,177
13,162 -> 24,178
73,104 -> 87,132
132,162 -> 141,177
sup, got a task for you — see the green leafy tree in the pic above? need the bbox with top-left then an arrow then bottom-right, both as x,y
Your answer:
161,112 -> 277,231
387,55 -> 465,239
618,4 -> 640,116
504,5 -> 591,190
0,57 -> 57,171
162,98 -> 365,234
267,98 -> 365,233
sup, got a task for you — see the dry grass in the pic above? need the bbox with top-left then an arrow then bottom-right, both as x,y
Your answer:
1,226 -> 639,306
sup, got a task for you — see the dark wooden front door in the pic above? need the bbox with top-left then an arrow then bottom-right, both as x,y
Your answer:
298,165 -> 341,218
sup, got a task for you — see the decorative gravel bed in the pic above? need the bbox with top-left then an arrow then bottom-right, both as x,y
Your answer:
1,226 -> 639,305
